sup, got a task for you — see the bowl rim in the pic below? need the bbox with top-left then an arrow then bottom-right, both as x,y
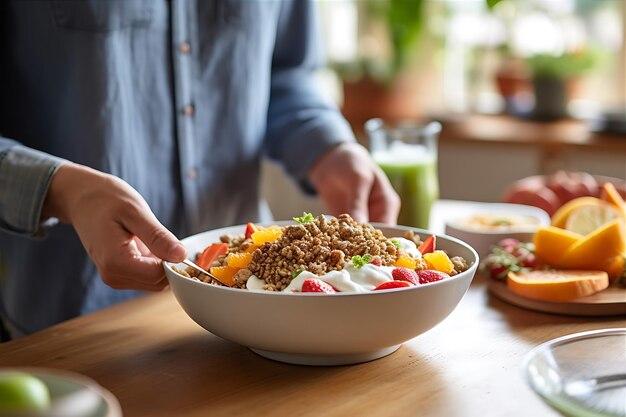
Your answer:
443,202 -> 550,235
164,221 -> 479,298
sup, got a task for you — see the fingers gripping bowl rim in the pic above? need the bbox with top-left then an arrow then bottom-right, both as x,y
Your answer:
164,223 -> 479,366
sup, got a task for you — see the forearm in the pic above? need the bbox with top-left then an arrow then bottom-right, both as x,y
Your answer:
0,138 -> 66,236
264,0 -> 356,184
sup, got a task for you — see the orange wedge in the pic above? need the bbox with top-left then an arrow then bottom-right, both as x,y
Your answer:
507,270 -> 609,302
551,196 -> 606,228
558,218 -> 626,269
600,182 -> 626,214
533,226 -> 582,266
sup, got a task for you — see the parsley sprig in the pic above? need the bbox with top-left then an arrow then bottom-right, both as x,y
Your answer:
293,212 -> 314,224
351,254 -> 372,269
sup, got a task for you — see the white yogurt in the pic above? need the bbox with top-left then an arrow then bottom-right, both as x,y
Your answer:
390,237 -> 421,258
244,236 -> 416,293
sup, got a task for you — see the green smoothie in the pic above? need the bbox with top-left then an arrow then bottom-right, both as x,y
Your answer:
376,157 -> 438,229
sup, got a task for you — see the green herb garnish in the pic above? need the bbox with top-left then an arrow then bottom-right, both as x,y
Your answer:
291,269 -> 304,279
293,212 -> 314,224
351,254 -> 372,269
390,239 -> 401,248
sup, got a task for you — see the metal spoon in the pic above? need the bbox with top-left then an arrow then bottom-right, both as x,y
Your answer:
182,259 -> 231,287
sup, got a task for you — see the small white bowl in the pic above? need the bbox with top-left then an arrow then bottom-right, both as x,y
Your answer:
164,223 -> 479,366
0,368 -> 121,417
444,203 -> 550,258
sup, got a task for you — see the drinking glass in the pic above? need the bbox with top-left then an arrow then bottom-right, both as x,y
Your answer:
365,119 -> 441,229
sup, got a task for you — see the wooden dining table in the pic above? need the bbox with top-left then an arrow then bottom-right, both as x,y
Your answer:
1,201 -> 624,416
0,271 -> 624,417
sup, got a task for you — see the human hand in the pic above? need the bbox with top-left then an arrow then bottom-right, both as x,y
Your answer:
308,142 -> 400,224
42,163 -> 187,291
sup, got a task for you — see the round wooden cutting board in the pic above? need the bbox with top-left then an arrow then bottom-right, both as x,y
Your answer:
487,279 -> 626,317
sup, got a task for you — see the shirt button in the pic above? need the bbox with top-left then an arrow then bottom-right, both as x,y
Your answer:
179,42 -> 191,53
183,104 -> 194,116
187,168 -> 197,179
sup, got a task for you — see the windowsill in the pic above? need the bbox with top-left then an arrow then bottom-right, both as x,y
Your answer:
435,113 -> 626,151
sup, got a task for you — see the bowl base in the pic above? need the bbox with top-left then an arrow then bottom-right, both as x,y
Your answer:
250,345 -> 402,366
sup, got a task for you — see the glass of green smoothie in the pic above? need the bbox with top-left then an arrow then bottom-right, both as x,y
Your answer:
365,119 -> 441,229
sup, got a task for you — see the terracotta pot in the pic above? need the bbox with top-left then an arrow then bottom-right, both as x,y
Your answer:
341,75 -> 422,138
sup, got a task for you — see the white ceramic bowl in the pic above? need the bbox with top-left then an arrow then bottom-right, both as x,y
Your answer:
444,202 -> 550,258
164,223 -> 478,366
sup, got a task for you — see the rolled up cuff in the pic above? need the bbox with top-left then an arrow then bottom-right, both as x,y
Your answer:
0,145 -> 66,237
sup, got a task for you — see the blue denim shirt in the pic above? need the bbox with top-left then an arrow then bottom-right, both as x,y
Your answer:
0,0 -> 354,336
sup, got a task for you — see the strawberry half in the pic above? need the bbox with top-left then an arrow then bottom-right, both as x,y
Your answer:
244,222 -> 260,239
373,281 -> 413,291
417,235 -> 436,254
301,278 -> 337,294
391,267 -> 419,285
417,270 -> 449,284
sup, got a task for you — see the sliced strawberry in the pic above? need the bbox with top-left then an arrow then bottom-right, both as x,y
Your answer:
417,270 -> 449,284
373,281 -> 413,291
301,279 -> 336,294
391,267 -> 419,285
244,222 -> 261,240
417,235 -> 436,254
196,243 -> 229,270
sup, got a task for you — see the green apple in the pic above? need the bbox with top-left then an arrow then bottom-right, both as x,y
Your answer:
0,372 -> 51,413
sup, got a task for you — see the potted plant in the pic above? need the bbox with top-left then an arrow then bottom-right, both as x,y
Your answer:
333,0 -> 426,134
525,49 -> 598,120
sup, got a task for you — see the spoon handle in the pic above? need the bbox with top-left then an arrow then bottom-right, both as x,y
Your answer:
182,259 -> 231,287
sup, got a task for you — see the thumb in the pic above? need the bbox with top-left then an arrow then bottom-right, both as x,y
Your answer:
123,207 -> 187,262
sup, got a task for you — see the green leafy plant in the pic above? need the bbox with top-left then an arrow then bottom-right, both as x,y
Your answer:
333,0 -> 426,83
525,50 -> 599,80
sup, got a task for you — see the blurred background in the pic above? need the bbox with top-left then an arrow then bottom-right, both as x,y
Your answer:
263,0 -> 626,219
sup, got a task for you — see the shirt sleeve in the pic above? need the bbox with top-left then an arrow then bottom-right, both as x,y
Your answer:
263,0 -> 356,190
0,137 -> 66,237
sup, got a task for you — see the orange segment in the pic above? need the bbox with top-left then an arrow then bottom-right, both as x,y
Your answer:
600,182 -> 626,214
558,218 -> 626,269
394,256 -> 417,270
551,196 -> 606,228
507,270 -> 609,302
251,226 -> 282,245
209,266 -> 239,286
226,252 -> 252,268
423,250 -> 454,274
533,226 -> 582,266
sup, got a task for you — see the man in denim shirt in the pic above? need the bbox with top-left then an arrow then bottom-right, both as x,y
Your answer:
0,1 -> 399,338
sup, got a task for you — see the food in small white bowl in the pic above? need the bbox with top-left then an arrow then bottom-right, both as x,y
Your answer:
164,214 -> 478,366
444,203 -> 550,259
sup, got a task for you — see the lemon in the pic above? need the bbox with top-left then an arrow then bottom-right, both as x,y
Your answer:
564,203 -> 623,235
551,196 -> 605,228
